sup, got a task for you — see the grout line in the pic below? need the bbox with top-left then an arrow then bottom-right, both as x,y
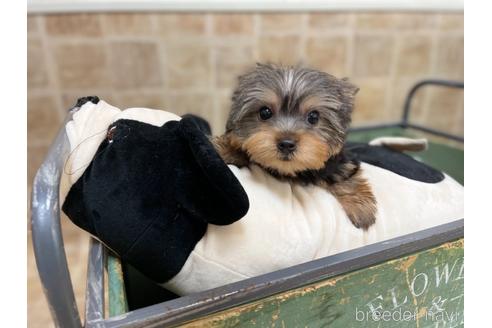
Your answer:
27,15 -> 41,36
98,13 -> 117,106
421,14 -> 442,124
298,13 -> 308,66
207,13 -> 221,133
346,13 -> 356,77
28,139 -> 54,148
153,13 -> 168,109
384,28 -> 399,121
39,28 -> 465,45
37,15 -> 65,121
252,13 -> 261,61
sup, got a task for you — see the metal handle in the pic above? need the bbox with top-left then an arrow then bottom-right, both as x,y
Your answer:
401,79 -> 464,142
31,108 -> 82,328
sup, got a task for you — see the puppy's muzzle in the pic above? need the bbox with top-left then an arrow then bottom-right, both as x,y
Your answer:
277,139 -> 297,155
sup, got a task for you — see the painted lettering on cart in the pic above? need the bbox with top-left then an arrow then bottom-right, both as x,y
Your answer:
356,257 -> 464,327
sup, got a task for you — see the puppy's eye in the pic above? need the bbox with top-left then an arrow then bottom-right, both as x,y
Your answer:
259,106 -> 273,120
307,110 -> 320,125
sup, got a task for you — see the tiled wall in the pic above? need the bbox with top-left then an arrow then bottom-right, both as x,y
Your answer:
27,12 -> 464,186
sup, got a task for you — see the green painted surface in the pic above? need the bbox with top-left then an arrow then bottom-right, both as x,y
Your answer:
182,239 -> 464,328
107,254 -> 128,317
348,127 -> 464,185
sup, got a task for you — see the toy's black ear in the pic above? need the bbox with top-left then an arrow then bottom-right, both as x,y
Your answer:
181,114 -> 212,136
177,117 -> 250,225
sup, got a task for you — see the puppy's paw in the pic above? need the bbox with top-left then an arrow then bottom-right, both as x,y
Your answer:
344,201 -> 377,230
327,171 -> 377,230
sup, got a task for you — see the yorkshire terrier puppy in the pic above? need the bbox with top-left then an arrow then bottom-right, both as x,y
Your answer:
213,63 -> 377,229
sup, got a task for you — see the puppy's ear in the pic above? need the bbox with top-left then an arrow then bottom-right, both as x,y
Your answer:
255,62 -> 270,70
340,77 -> 360,96
336,78 -> 359,129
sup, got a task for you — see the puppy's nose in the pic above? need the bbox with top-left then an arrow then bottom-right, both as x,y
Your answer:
277,139 -> 297,154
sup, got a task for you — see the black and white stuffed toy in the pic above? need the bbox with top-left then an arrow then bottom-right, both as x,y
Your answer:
61,97 -> 464,295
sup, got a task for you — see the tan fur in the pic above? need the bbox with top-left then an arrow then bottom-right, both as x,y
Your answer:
212,134 -> 249,167
295,133 -> 332,170
240,129 -> 330,176
324,170 -> 377,230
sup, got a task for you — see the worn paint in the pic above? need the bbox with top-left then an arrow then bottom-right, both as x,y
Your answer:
397,255 -> 418,272
179,239 -> 464,328
108,254 -> 129,317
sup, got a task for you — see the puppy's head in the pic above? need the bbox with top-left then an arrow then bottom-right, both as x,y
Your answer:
226,63 -> 359,176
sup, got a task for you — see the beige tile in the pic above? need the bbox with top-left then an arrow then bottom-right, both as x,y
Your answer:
259,14 -> 302,34
353,34 -> 394,77
156,14 -> 206,37
215,45 -> 255,88
352,78 -> 388,124
357,13 -> 435,30
27,95 -> 61,146
28,38 -> 49,89
27,145 -> 49,187
116,92 -> 167,110
258,35 -> 301,65
27,15 -> 39,34
393,13 -> 437,30
212,14 -> 254,36
166,44 -> 211,89
45,14 -> 102,37
425,87 -> 464,132
435,36 -> 464,79
305,36 -> 348,77
54,43 -> 109,89
395,35 -> 432,76
439,14 -> 464,31
102,14 -> 154,35
388,78 -> 428,122
453,98 -> 464,136
108,41 -> 163,89
61,94 -> 82,111
166,92 -> 215,126
356,13 -> 396,30
308,13 -> 351,30
215,90 -> 233,135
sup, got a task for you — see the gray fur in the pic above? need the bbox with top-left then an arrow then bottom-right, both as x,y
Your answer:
226,63 -> 359,149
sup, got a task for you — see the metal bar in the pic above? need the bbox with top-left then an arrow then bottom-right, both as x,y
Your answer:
31,109 -> 82,328
402,79 -> 464,126
85,239 -> 106,326
349,122 -> 464,143
349,122 -> 402,133
102,219 -> 463,328
405,123 -> 464,143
